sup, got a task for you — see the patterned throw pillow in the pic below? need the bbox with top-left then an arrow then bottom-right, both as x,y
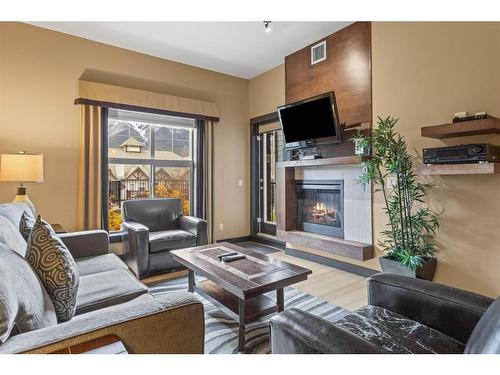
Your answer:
25,216 -> 79,323
19,210 -> 36,242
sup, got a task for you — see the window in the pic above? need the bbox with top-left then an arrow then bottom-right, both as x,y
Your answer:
106,109 -> 195,231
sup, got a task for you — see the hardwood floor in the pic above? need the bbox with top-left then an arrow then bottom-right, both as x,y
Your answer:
270,249 -> 368,311
142,242 -> 368,312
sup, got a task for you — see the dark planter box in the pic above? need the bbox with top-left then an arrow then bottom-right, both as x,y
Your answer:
379,256 -> 437,281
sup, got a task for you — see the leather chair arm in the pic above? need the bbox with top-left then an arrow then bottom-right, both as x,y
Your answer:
270,308 -> 387,354
367,273 -> 494,344
58,230 -> 109,259
122,221 -> 149,232
178,216 -> 208,245
121,221 -> 150,279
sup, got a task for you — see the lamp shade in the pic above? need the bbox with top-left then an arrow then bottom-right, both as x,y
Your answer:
0,153 -> 44,182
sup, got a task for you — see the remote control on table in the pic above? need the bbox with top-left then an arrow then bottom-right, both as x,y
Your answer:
217,251 -> 238,260
222,254 -> 246,262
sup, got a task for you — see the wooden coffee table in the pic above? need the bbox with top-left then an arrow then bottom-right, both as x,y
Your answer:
171,242 -> 312,352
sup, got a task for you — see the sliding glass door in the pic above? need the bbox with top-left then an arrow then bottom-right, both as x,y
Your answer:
251,117 -> 284,237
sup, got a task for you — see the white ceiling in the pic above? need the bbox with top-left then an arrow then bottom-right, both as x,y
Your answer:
29,22 -> 352,79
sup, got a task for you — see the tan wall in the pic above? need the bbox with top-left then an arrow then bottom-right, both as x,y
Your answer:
0,22 -> 249,240
249,64 -> 285,118
250,22 -> 500,297
372,22 -> 500,297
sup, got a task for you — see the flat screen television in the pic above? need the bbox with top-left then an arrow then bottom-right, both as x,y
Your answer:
278,92 -> 342,150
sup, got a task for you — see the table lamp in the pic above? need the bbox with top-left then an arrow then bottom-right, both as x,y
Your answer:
0,151 -> 44,214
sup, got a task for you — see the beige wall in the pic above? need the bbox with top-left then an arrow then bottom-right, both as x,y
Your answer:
249,64 -> 285,118
0,22 -> 249,240
372,22 -> 500,297
250,22 -> 500,297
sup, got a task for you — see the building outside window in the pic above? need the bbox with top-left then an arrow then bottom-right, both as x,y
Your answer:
107,109 -> 195,231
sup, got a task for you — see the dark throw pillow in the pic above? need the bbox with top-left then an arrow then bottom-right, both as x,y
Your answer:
25,216 -> 79,323
0,243 -> 57,343
19,210 -> 36,242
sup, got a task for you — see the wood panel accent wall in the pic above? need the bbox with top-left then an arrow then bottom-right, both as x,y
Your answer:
285,22 -> 372,128
279,23 -> 374,260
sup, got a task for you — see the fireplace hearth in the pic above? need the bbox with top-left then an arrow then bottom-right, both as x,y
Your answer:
296,180 -> 344,238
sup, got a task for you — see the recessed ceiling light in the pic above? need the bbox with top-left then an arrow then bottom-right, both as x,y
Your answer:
263,21 -> 272,34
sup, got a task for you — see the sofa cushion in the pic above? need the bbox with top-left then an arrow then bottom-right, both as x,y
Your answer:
19,210 -> 35,242
465,297 -> 500,354
149,230 -> 197,253
0,216 -> 27,257
334,305 -> 465,354
0,202 -> 31,228
26,217 -> 79,323
75,253 -> 128,277
75,268 -> 148,315
0,243 -> 57,343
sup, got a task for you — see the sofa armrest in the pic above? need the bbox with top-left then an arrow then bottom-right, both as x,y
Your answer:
58,230 -> 109,259
179,216 -> 208,245
368,273 -> 494,344
121,221 -> 150,279
270,308 -> 387,354
0,292 -> 204,354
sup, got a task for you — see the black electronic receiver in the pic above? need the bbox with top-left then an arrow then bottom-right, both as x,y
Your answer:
222,254 -> 246,262
217,252 -> 238,260
423,143 -> 500,164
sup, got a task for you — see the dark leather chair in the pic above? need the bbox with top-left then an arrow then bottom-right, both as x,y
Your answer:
121,198 -> 208,279
270,273 -> 499,354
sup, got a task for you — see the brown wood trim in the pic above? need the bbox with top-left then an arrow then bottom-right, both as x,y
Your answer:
74,98 -> 220,122
277,230 -> 373,261
49,334 -> 125,354
249,111 -> 279,126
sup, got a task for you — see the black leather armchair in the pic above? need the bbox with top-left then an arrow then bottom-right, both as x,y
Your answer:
121,198 -> 208,279
270,273 -> 499,354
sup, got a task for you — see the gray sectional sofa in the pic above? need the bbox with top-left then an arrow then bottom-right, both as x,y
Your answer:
0,202 -> 204,354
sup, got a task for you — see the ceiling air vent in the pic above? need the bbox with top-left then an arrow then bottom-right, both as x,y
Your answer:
311,41 -> 326,65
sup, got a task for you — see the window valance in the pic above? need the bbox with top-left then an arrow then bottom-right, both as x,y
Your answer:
75,80 -> 219,122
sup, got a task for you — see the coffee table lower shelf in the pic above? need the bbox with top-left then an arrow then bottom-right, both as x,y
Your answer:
194,279 -> 279,323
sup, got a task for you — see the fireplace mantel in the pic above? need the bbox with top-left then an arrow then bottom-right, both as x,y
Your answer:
276,156 -> 374,261
277,155 -> 370,169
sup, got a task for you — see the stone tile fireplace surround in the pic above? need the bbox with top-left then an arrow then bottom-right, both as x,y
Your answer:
276,156 -> 373,260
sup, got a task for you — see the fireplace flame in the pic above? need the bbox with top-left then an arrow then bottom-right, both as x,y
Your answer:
310,202 -> 339,224
315,202 -> 326,214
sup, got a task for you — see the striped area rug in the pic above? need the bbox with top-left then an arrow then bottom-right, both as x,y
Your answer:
149,276 -> 349,354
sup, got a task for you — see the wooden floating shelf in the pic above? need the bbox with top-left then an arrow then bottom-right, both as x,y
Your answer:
277,155 -> 370,169
421,117 -> 500,139
416,162 -> 500,175
277,230 -> 373,261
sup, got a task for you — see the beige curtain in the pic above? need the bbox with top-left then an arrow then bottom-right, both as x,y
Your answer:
202,121 -> 215,243
77,105 -> 103,230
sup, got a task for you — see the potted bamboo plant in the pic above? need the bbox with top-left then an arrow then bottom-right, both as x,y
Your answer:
353,116 -> 440,280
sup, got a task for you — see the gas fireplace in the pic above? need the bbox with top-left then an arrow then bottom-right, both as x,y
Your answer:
296,180 -> 344,238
